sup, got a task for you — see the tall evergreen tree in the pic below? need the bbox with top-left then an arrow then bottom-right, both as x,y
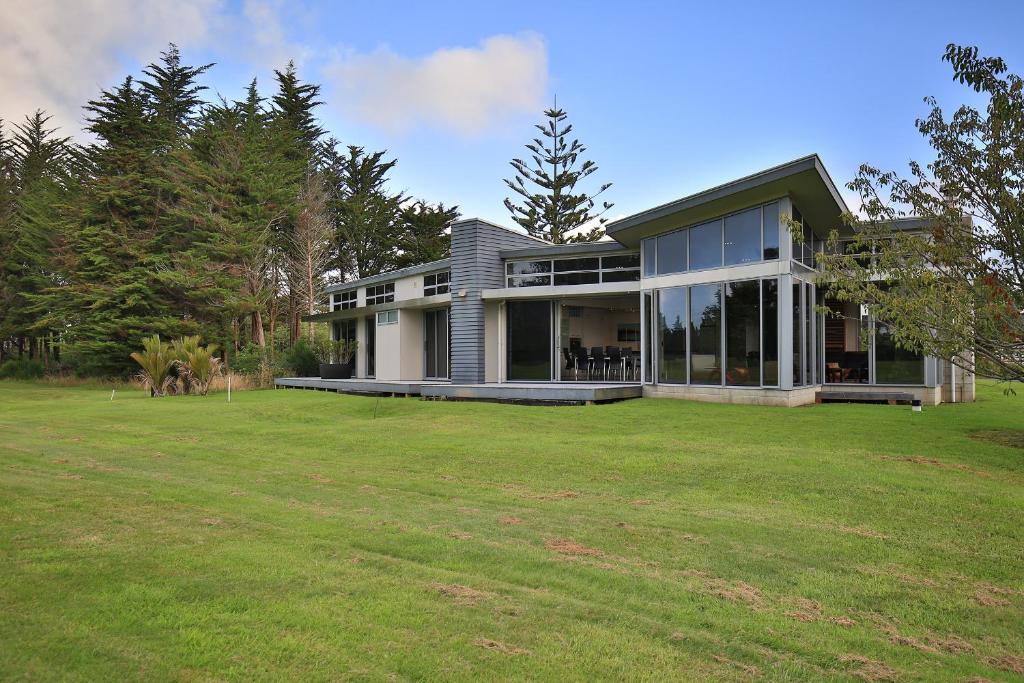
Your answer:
36,47 -> 213,374
0,112 -> 75,364
323,141 -> 405,280
394,200 -> 459,269
504,105 -> 613,243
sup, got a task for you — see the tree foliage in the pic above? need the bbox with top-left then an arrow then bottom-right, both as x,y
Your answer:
504,106 -> 612,243
819,43 -> 1023,383
0,44 -> 449,376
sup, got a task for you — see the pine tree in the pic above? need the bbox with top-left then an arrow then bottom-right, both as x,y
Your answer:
323,142 -> 405,279
0,112 -> 76,365
394,200 -> 459,268
504,105 -> 613,243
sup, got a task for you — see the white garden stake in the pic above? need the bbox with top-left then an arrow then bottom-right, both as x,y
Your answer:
227,373 -> 231,403
110,389 -> 115,401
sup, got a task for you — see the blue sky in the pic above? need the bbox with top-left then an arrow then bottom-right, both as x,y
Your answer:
2,0 -> 1021,226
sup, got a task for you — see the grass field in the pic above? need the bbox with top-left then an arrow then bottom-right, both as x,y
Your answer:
1,381 -> 1022,681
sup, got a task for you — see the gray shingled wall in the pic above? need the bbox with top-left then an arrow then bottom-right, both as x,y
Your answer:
449,220 -> 542,384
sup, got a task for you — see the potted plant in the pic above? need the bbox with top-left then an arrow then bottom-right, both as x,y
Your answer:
318,339 -> 358,379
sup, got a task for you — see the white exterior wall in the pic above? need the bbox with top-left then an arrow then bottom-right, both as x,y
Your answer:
400,309 -> 424,381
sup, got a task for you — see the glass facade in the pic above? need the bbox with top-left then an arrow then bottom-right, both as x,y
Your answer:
506,254 -> 640,287
761,279 -> 778,386
657,287 -> 687,383
656,230 -> 687,275
724,208 -> 761,266
640,201 -> 781,276
506,300 -> 551,380
874,321 -> 925,384
724,280 -> 760,386
689,284 -> 722,384
364,315 -> 375,377
424,308 -> 449,379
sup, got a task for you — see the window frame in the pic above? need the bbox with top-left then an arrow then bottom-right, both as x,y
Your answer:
376,309 -> 398,325
504,253 -> 640,288
423,271 -> 450,297
366,282 -> 395,306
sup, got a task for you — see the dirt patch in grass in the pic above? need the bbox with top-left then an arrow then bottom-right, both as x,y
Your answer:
970,429 -> 1024,449
712,654 -> 760,676
498,516 -> 522,525
880,454 -> 989,477
545,538 -> 602,557
835,524 -> 889,540
200,517 -> 222,526
432,583 -> 492,606
830,616 -> 857,627
306,473 -> 331,483
473,638 -> 529,655
449,531 -> 473,540
786,598 -> 823,623
985,655 -> 1024,675
838,655 -> 897,682
705,579 -> 764,610
55,472 -> 82,480
974,590 -> 1010,607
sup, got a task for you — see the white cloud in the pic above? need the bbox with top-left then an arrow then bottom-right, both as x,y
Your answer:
0,0 -> 222,136
239,0 -> 310,72
325,33 -> 548,135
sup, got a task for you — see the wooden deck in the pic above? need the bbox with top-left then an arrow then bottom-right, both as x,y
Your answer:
273,377 -> 641,404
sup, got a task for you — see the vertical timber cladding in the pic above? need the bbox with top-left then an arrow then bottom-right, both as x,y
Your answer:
449,220 -> 544,384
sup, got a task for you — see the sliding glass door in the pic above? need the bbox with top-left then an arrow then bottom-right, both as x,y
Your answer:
424,308 -> 449,379
507,300 -> 552,381
364,315 -> 375,377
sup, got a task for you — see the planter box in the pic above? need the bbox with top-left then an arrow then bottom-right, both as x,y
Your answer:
319,363 -> 352,380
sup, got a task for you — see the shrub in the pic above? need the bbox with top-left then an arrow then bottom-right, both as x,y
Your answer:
285,339 -> 319,377
129,335 -> 176,396
231,343 -> 266,376
0,358 -> 45,380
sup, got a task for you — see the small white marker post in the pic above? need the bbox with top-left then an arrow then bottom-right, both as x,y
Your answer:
227,373 -> 232,403
110,389 -> 115,401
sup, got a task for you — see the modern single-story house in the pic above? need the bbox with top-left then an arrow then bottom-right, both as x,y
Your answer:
277,154 -> 974,406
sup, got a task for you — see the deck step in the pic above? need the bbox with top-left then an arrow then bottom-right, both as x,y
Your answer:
816,390 -> 916,405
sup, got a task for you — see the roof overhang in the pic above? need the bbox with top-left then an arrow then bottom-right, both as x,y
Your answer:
499,241 -> 633,260
605,154 -> 849,248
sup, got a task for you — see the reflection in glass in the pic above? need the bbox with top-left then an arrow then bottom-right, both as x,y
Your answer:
761,279 -> 778,385
724,208 -> 761,266
689,284 -> 722,384
874,321 -> 924,384
656,229 -> 687,275
689,220 -> 723,270
658,287 -> 687,383
724,280 -> 760,386
762,202 -> 780,259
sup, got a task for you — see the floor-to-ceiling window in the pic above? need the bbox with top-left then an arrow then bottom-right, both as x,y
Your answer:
724,280 -> 760,386
333,319 -> 357,374
792,282 -> 804,386
689,284 -> 722,384
761,279 -> 779,386
658,287 -> 687,383
364,315 -> 375,377
425,308 -> 449,379
507,300 -> 551,381
874,321 -> 925,384
643,292 -> 654,382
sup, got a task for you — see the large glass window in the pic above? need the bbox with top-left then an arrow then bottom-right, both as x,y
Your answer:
642,239 -> 656,277
507,254 -> 639,287
689,220 -> 723,270
507,300 -> 551,380
643,292 -> 653,382
656,230 -> 687,275
364,315 -> 375,377
333,319 -> 357,374
762,203 -> 780,260
724,207 -> 761,266
425,308 -> 449,379
804,282 -> 815,384
689,284 -> 722,384
793,282 -> 804,386
874,321 -> 924,384
658,287 -> 687,383
761,279 -> 778,386
724,280 -> 760,386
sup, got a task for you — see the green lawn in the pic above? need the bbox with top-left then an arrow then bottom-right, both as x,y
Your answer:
1,381 -> 1022,681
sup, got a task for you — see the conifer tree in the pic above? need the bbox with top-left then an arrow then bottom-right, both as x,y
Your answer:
394,201 -> 459,269
504,105 -> 613,243
323,141 -> 405,279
